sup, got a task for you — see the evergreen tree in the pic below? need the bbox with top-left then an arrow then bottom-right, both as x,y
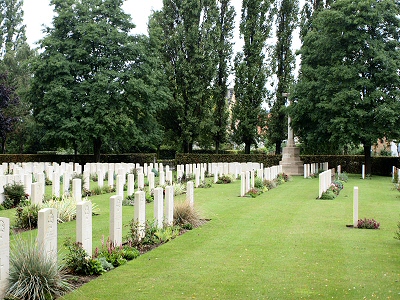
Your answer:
266,0 -> 298,154
232,0 -> 274,154
154,0 -> 219,153
211,0 -> 235,153
291,0 -> 400,174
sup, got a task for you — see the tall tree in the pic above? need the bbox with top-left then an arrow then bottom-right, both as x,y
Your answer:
0,72 -> 19,153
232,0 -> 274,154
266,0 -> 298,154
154,0 -> 219,153
0,0 -> 35,153
291,0 -> 400,174
29,0 -> 165,161
210,0 -> 235,153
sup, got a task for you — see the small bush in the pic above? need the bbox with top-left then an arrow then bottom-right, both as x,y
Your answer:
338,172 -> 349,182
123,194 -> 135,206
7,237 -> 72,300
254,177 -> 264,189
246,188 -> 262,198
63,239 -> 105,276
320,190 -> 336,200
15,203 -> 41,229
216,175 -> 232,184
263,180 -> 276,190
151,168 -> 159,177
126,221 -> 180,250
3,182 -> 27,209
93,237 -> 139,267
357,218 -> 380,229
174,201 -> 204,229
173,183 -> 186,196
145,190 -> 154,203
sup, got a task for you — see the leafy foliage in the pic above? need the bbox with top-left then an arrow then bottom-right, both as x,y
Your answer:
292,0 -> 400,174
356,218 -> 380,229
2,181 -> 26,208
63,239 -> 105,276
232,0 -> 274,153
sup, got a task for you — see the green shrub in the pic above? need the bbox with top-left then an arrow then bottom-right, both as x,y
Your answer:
3,182 -> 27,209
123,194 -> 135,206
356,218 -> 380,229
93,237 -> 139,267
173,183 -> 186,196
15,203 -> 41,229
246,188 -> 262,198
63,239 -> 104,276
126,220 -> 180,251
216,175 -> 232,184
263,180 -> 276,190
338,172 -> 349,182
145,190 -> 154,203
320,190 -> 336,200
254,177 -> 264,189
151,168 -> 159,177
7,237 -> 72,300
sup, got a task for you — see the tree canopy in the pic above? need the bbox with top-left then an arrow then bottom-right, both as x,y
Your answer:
291,0 -> 400,173
232,0 -> 274,154
29,0 -> 167,160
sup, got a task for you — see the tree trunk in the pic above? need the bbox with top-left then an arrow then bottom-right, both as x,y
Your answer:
275,142 -> 281,155
363,143 -> 372,176
93,138 -> 102,162
245,143 -> 251,154
215,140 -> 220,154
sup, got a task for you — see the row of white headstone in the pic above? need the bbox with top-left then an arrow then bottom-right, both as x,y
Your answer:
303,162 -> 329,178
240,165 -> 283,196
0,175 -> 190,299
318,169 -> 334,198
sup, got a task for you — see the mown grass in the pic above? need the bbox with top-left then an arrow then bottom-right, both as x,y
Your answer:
2,174 -> 400,299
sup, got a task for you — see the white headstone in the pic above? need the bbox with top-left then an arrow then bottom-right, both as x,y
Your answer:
159,171 -> 165,186
116,175 -> 124,199
353,187 -> 359,227
31,182 -> 43,205
127,174 -> 135,196
110,195 -> 123,246
134,191 -> 146,239
154,187 -> 164,229
148,172 -> 155,191
76,201 -> 92,256
37,208 -> 57,263
0,217 -> 9,299
24,173 -> 32,197
97,170 -> 104,188
165,186 -> 174,226
240,172 -> 246,197
108,170 -> 114,187
72,178 -> 82,202
137,173 -> 144,190
52,171 -> 60,198
186,181 -> 194,207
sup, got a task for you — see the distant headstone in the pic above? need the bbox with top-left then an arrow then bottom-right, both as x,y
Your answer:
72,178 -> 82,202
116,175 -> 124,199
110,195 -> 123,246
148,172 -> 155,190
353,187 -> 359,227
127,174 -> 135,196
76,201 -> 92,256
186,181 -> 194,207
52,171 -> 60,198
31,182 -> 43,205
137,173 -> 144,190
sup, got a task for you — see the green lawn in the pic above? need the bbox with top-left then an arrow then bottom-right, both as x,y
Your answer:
3,175 -> 400,299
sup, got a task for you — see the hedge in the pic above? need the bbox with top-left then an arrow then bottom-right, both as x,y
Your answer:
0,154 -> 156,166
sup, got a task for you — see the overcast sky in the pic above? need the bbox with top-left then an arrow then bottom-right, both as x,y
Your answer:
22,0 -> 242,50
